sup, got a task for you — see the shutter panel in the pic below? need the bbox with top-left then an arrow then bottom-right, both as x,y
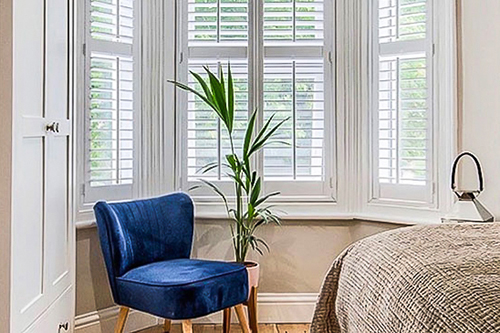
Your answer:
379,0 -> 427,43
295,0 -> 324,43
187,60 -> 249,181
185,0 -> 249,183
378,55 -> 428,186
220,0 -> 249,42
263,59 -> 324,180
373,0 -> 432,203
263,0 -> 327,184
188,0 -> 218,43
84,0 -> 136,202
89,53 -> 134,187
90,0 -> 134,44
263,0 -> 324,44
188,0 -> 249,44
263,60 -> 294,179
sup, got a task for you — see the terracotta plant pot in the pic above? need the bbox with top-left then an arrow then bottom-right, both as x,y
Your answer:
244,261 -> 260,292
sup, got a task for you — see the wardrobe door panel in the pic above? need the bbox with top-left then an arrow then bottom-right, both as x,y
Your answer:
45,135 -> 71,290
13,0 -> 44,119
12,137 -> 45,315
46,0 -> 69,120
45,0 -> 71,296
11,0 -> 73,331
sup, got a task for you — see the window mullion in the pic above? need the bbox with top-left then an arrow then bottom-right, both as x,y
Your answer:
116,57 -> 121,184
396,57 -> 401,184
292,61 -> 297,179
218,118 -> 222,179
250,0 -> 264,180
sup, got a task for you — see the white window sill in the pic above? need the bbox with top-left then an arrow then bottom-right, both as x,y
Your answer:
75,200 -> 443,230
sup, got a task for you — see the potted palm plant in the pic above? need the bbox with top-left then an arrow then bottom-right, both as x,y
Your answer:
170,63 -> 286,288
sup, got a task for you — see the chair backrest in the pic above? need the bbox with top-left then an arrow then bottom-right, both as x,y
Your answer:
94,193 -> 194,301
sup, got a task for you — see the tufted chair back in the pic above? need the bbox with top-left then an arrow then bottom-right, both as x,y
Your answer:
94,193 -> 194,302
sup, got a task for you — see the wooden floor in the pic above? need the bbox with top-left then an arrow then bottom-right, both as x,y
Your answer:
134,324 -> 311,333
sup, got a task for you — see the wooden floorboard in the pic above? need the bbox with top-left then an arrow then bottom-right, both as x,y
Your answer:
134,324 -> 310,333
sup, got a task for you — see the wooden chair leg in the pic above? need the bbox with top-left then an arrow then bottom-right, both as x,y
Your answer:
235,304 -> 250,333
114,307 -> 130,333
223,307 -> 231,333
182,319 -> 193,333
247,287 -> 258,333
163,319 -> 172,332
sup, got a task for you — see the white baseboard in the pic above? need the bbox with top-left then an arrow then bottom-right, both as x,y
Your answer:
74,306 -> 158,333
75,293 -> 318,332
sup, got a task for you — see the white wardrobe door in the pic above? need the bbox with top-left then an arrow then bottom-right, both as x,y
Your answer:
11,0 -> 73,331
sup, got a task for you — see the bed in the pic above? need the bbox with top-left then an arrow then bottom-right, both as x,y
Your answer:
311,223 -> 500,332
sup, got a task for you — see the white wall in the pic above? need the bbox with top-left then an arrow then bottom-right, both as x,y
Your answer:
0,0 -> 13,330
461,0 -> 500,217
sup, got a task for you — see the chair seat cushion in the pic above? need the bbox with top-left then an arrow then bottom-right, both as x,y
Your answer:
116,259 -> 249,319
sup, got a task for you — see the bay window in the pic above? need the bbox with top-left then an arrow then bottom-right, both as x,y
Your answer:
75,0 -> 455,225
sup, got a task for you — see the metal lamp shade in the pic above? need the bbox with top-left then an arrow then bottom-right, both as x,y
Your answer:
442,152 -> 494,223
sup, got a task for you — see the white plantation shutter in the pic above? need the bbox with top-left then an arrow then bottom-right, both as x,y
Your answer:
372,0 -> 433,203
262,0 -> 332,197
180,0 -> 333,199
183,0 -> 249,189
84,0 -> 136,202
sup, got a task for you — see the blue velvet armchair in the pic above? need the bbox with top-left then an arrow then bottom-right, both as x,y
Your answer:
94,193 -> 255,333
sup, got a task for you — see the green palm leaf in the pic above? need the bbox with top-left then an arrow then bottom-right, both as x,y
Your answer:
227,63 -> 234,133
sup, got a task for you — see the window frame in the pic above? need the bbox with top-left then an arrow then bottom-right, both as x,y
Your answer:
370,0 -> 435,206
175,0 -> 338,207
360,0 -> 456,223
